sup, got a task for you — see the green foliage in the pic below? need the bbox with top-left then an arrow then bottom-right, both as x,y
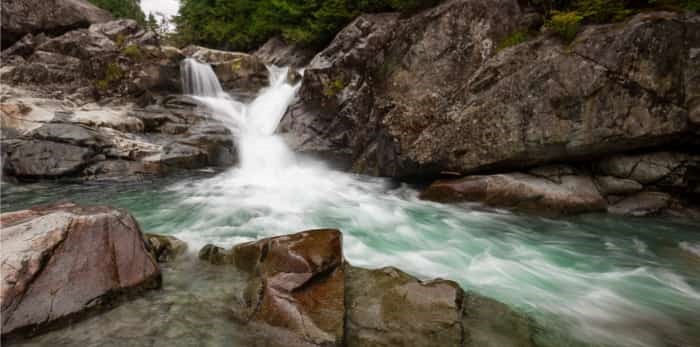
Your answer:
174,0 -> 444,51
96,63 -> 124,90
122,44 -> 142,60
574,0 -> 631,23
88,0 -> 145,23
547,11 -> 583,42
115,34 -> 126,48
497,31 -> 530,51
323,78 -> 346,96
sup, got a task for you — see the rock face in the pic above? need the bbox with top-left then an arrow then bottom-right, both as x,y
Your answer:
1,90 -> 237,181
2,19 -> 181,102
279,1 -> 697,178
183,45 -> 270,95
200,229 -> 536,347
253,36 -> 316,69
0,0 -> 112,48
0,203 -> 161,337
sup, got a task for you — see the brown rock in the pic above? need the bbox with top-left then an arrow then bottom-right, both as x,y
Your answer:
0,203 -> 161,337
202,229 -> 345,346
421,172 -> 607,214
144,233 -> 188,262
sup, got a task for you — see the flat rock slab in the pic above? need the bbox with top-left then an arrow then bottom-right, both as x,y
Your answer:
0,203 -> 161,338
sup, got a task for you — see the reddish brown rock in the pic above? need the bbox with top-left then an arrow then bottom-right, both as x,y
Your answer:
421,172 -> 607,215
0,203 -> 161,337
205,229 -> 345,346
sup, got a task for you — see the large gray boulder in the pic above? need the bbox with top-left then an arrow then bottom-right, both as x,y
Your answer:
0,203 -> 161,338
279,1 -> 697,178
1,0 -> 112,49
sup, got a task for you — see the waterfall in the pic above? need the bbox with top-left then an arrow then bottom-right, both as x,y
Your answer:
180,58 -> 225,97
180,58 -> 301,175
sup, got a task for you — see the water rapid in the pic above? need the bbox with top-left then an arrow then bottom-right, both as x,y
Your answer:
5,60 -> 699,347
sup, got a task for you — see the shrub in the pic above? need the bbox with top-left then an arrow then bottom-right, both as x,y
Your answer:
497,31 -> 530,51
323,78 -> 346,96
96,63 -> 124,90
575,0 -> 631,23
547,11 -> 583,42
122,44 -> 142,60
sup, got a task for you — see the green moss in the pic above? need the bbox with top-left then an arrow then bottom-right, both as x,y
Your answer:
575,0 -> 631,23
230,58 -> 243,72
547,11 -> 583,42
96,63 -> 124,90
497,31 -> 530,51
115,34 -> 126,48
122,44 -> 142,60
323,77 -> 346,97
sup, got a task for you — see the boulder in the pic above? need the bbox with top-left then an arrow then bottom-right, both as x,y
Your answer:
279,2 -> 696,178
594,176 -> 644,196
345,266 -> 535,347
420,172 -> 607,214
144,233 -> 188,262
183,45 -> 269,94
596,152 -> 699,188
0,203 -> 161,337
1,0 -> 112,49
231,229 -> 345,347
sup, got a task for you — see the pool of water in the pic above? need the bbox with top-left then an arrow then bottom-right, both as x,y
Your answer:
3,172 -> 699,347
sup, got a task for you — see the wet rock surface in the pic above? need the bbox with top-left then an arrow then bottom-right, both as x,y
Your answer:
199,229 -> 538,346
0,203 -> 161,338
145,233 -> 188,263
420,151 -> 700,217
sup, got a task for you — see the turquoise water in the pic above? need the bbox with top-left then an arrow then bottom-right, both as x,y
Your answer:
3,173 -> 699,347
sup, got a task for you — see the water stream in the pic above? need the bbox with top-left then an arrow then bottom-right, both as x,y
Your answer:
3,60 -> 700,347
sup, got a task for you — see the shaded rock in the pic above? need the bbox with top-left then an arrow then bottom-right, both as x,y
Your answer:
608,192 -> 671,216
279,4 -> 696,178
0,33 -> 47,59
1,0 -> 112,49
183,45 -> 269,94
345,266 -> 535,347
594,176 -> 644,195
0,203 -> 161,337
2,139 -> 96,178
198,244 -> 234,265
144,233 -> 188,263
254,36 -> 316,68
596,152 -> 698,188
420,173 -> 607,214
345,266 -> 463,346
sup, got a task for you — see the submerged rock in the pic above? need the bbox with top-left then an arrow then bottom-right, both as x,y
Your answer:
144,233 -> 188,263
0,203 -> 161,338
421,172 -> 607,215
200,229 -> 537,346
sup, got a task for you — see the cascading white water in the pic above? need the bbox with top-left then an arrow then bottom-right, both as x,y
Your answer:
180,58 -> 225,97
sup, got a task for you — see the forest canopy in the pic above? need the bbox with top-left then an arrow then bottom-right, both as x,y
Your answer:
173,0 -> 440,51
89,0 -> 147,24
173,0 -> 698,52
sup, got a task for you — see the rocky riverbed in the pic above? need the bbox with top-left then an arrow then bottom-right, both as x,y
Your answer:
2,0 -> 700,346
